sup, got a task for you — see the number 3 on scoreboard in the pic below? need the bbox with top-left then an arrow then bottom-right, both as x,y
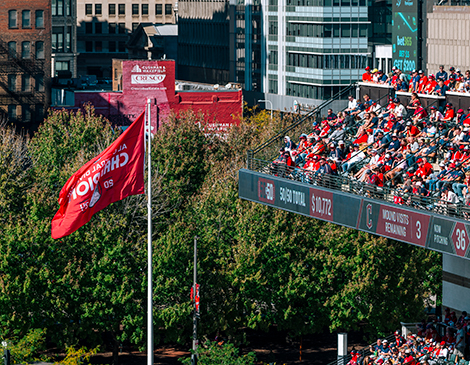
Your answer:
416,220 -> 421,240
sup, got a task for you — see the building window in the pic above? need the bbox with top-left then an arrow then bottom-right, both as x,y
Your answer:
95,22 -> 102,33
109,41 -> 116,52
36,105 -> 44,121
118,41 -> 126,52
109,23 -> 116,33
95,41 -> 102,52
22,75 -> 31,92
55,61 -> 69,74
52,0 -> 65,16
65,0 -> 71,15
156,4 -> 162,15
86,4 -> 92,15
52,27 -> 64,52
118,23 -> 126,33
95,4 -> 102,15
165,4 -> 172,15
22,105 -> 31,122
85,41 -> 93,52
109,4 -> 116,15
8,42 -> 17,57
8,105 -> 17,121
142,4 -> 148,15
22,10 -> 31,28
8,75 -> 17,91
35,41 -> 44,59
35,10 -> 44,28
132,4 -> 139,15
9,10 -> 17,28
118,4 -> 125,15
66,26 -> 72,52
85,23 -> 92,33
21,42 -> 31,59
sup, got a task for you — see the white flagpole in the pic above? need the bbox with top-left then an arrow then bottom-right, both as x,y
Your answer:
147,99 -> 154,365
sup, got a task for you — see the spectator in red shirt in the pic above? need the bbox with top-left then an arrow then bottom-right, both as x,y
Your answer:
417,70 -> 428,93
441,103 -> 455,123
363,66 -> 372,82
416,157 -> 434,177
423,74 -> 438,94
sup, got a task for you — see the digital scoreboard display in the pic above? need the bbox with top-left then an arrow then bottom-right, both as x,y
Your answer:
392,0 -> 419,72
239,169 -> 470,261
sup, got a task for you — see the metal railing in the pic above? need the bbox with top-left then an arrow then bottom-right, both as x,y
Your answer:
253,84 -> 357,160
328,333 -> 396,365
247,156 -> 470,220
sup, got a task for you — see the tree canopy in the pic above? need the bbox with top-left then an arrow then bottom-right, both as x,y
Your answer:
0,107 -> 441,362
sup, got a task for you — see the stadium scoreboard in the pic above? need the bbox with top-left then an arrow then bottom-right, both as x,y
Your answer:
239,169 -> 470,260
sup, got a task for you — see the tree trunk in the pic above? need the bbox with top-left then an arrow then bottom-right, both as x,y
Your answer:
112,333 -> 119,365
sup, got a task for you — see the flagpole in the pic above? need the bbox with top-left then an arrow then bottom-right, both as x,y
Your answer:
147,99 -> 154,365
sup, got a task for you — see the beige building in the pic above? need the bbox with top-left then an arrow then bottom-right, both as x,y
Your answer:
427,5 -> 470,75
76,0 -> 176,78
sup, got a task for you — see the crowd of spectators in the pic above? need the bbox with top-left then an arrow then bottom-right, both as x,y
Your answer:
270,92 -> 470,212
348,310 -> 470,365
362,65 -> 470,95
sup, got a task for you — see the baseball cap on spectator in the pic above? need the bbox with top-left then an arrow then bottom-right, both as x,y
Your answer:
392,66 -> 397,70
406,121 -> 412,126
418,70 -> 424,74
457,68 -> 461,72
446,103 -> 453,107
429,74 -> 435,78
392,133 -> 398,138
372,68 -> 378,73
430,106 -> 437,110
412,69 -> 417,73
440,341 -> 446,346
393,97 -> 400,103
417,158 -> 423,164
339,140 -> 345,145
385,153 -> 391,158
458,109 -> 464,113
300,133 -> 308,139
450,66 -> 455,71
378,70 -> 383,74
353,143 -> 359,148
365,66 -> 371,71
439,162 -> 445,167
438,123 -> 445,128
405,349 -> 411,354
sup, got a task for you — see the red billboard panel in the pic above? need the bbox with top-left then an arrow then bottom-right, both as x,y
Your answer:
375,204 -> 430,247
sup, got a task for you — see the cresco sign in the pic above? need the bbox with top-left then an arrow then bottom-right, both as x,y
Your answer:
131,74 -> 166,84
239,169 -> 470,260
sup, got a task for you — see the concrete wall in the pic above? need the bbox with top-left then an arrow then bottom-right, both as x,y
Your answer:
443,253 -> 470,314
427,6 -> 470,76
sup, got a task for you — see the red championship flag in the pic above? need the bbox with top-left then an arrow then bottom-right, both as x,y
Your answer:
51,111 -> 146,239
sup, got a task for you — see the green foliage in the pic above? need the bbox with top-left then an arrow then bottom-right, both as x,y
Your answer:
3,328 -> 49,364
0,106 -> 442,360
55,346 -> 99,365
179,341 -> 256,365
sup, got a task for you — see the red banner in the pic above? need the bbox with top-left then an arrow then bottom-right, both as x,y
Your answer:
51,111 -> 146,239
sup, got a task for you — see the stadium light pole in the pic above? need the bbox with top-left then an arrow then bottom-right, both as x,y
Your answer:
258,99 -> 273,121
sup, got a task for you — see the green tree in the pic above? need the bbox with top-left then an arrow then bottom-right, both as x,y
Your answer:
179,341 -> 256,365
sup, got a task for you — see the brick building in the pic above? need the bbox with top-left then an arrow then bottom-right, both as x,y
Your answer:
0,0 -> 51,130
